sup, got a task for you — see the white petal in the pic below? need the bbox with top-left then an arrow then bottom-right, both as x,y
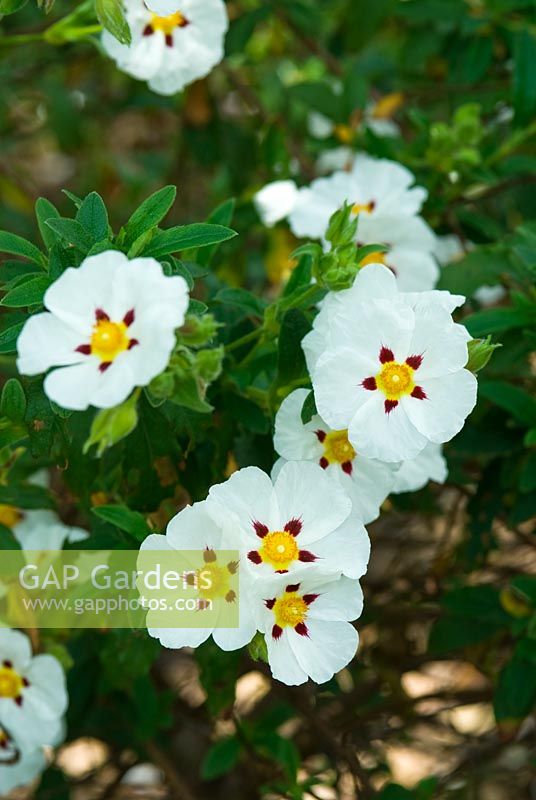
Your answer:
392,442 -> 448,493
333,457 -> 396,524
273,461 -> 352,545
24,654 -> 68,718
148,627 -> 210,649
43,361 -> 108,411
16,313 -> 86,376
0,629 -> 32,670
254,181 -> 299,227
266,630 -> 308,686
289,619 -> 358,684
308,576 -> 364,622
274,389 -> 324,461
208,467 -> 278,536
0,747 -> 45,794
348,393 -> 428,462
166,502 -> 224,551
402,370 -> 478,444
407,306 -> 470,379
311,515 -> 370,579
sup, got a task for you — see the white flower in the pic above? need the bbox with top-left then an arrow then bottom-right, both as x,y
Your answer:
316,146 -> 355,174
273,389 -> 396,523
304,264 -> 478,463
254,180 -> 300,227
0,733 -> 46,795
391,442 -> 448,494
208,462 -> 370,581
0,630 -> 67,751
102,0 -> 228,96
13,512 -> 88,551
17,251 -> 189,411
140,502 -> 257,652
145,0 -> 181,14
256,572 -> 363,686
288,155 -> 438,291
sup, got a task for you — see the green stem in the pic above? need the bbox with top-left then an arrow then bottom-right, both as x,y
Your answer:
225,327 -> 263,353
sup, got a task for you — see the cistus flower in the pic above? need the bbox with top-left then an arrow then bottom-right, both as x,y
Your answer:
0,630 -> 67,751
208,462 -> 370,581
17,251 -> 189,411
304,264 -> 478,463
140,502 -> 258,652
254,154 -> 439,291
255,573 -> 364,686
102,0 -> 228,96
273,389 -> 396,524
0,727 -> 50,796
391,442 -> 447,494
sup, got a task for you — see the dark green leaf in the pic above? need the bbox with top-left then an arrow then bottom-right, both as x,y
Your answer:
277,309 -> 311,385
76,192 -> 109,242
95,0 -> 131,44
92,505 -> 150,542
494,656 -> 536,721
0,378 -> 27,422
35,197 -> 61,250
143,224 -> 237,259
479,381 -> 536,427
0,231 -> 44,264
201,737 -> 240,780
45,218 -> 93,252
513,30 -> 536,125
123,185 -> 177,244
1,275 -> 51,307
214,287 -> 267,317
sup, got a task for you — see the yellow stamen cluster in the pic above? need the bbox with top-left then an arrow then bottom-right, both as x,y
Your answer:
198,563 -> 231,600
259,531 -> 299,571
322,430 -> 356,465
376,361 -> 415,401
0,504 -> 23,530
90,320 -> 129,362
150,11 -> 187,34
273,593 -> 308,628
352,201 -> 375,215
0,665 -> 24,700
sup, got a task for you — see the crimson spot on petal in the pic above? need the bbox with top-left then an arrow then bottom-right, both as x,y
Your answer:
3,660 -> 12,669
303,593 -> 319,605
143,24 -> 153,36
286,583 -> 300,593
227,560 -> 239,574
272,624 -> 283,640
22,677 -> 30,688
203,548 -> 216,563
265,598 -> 275,609
384,399 -> 398,414
295,622 -> 308,637
128,338 -> 139,350
95,308 -> 110,321
319,456 -> 329,470
406,354 -> 423,370
284,518 -> 302,536
248,550 -> 262,564
362,377 -> 377,391
411,386 -> 427,400
225,590 -> 236,604
99,362 -> 112,373
342,461 -> 353,475
315,429 -> 326,443
298,550 -> 317,563
76,344 -> 91,355
379,346 -> 394,363
165,33 -> 173,47
253,520 -> 269,538
15,696 -> 23,707
123,309 -> 135,327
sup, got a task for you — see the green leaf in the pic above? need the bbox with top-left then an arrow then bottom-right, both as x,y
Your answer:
92,505 -> 150,542
201,737 -> 241,780
123,185 -> 177,244
464,307 -> 535,337
0,231 -> 44,264
277,309 -> 311,385
494,656 -> 536,722
513,30 -> 536,126
35,197 -> 61,250
214,287 -> 267,317
300,390 -> 316,424
45,218 -> 93,252
466,336 -> 501,373
143,224 -> 237,259
437,247 -> 507,296
479,381 -> 536,427
1,276 -> 51,307
170,373 -> 213,413
0,0 -> 28,14
76,192 -> 109,242
84,391 -> 140,456
95,0 -> 131,44
197,198 -> 236,267
0,320 -> 24,353
0,379 -> 26,422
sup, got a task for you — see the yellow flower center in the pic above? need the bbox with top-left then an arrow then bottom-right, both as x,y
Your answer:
360,250 -> 386,267
323,430 -> 356,465
90,320 -> 129,362
352,201 -> 375,215
273,593 -> 308,628
371,91 -> 404,120
150,11 -> 188,34
198,563 -> 231,600
0,665 -> 24,700
0,727 -> 9,746
259,531 -> 299,571
376,361 -> 415,401
0,504 -> 22,530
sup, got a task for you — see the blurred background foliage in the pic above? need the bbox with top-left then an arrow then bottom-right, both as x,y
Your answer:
0,0 -> 536,797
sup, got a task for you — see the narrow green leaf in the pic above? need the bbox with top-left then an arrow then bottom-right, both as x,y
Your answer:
479,380 -> 536,427
0,0 -> 28,14
277,309 -> 311,385
0,231 -> 44,264
124,185 -> 177,244
1,276 -> 51,307
92,504 -> 149,542
95,0 -> 131,44
0,320 -> 24,353
45,218 -> 93,252
76,192 -> 109,242
214,287 -> 267,317
143,224 -> 237,259
201,738 -> 240,780
35,197 -> 61,250
0,379 -> 27,422
513,30 -> 536,126
197,198 -> 236,267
